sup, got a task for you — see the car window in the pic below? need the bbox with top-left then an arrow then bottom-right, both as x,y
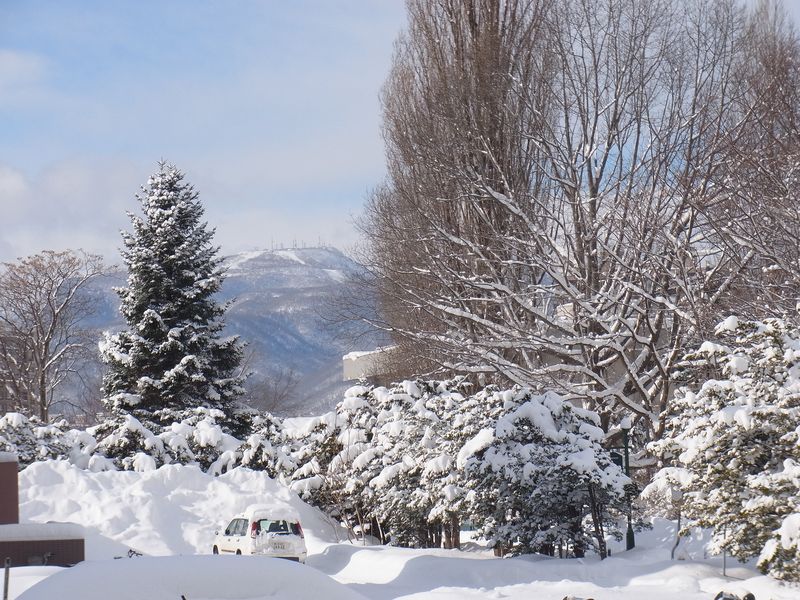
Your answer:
236,519 -> 248,536
258,519 -> 290,534
224,519 -> 238,536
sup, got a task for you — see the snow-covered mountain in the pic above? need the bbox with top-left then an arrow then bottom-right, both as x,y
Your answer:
86,247 -> 383,416
219,247 -> 383,415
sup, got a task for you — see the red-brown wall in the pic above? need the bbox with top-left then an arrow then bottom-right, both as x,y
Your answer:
0,539 -> 85,567
0,459 -> 19,525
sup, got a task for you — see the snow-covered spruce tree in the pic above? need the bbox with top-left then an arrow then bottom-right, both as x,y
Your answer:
99,163 -> 246,455
651,316 -> 800,581
462,389 -> 628,558
288,383 -> 380,540
365,380 -> 446,548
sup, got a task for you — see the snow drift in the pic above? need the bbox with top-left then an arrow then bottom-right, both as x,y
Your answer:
17,555 -> 368,600
18,461 -> 346,557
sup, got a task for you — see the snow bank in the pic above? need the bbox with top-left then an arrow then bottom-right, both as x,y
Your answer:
310,520 -> 797,600
6,567 -> 61,600
17,555 -> 367,600
10,468 -> 797,600
17,461 -> 346,557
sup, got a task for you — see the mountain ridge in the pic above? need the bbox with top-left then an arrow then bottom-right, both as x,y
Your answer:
83,246 -> 381,417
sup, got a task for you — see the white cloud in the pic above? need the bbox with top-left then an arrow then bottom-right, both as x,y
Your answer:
0,3 -> 405,262
0,156 -> 366,264
0,165 -> 29,202
0,49 -> 49,106
0,160 -> 142,262
0,49 -> 46,86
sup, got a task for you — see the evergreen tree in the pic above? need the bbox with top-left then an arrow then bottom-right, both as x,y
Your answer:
288,383 -> 379,540
100,163 -> 246,431
366,380 -> 440,548
463,389 -> 628,558
652,316 -> 800,581
0,412 -> 69,469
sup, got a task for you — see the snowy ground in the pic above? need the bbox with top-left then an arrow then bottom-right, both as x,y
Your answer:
7,461 -> 798,599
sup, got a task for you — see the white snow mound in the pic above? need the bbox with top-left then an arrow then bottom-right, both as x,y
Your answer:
18,555 -> 367,600
18,461 -> 345,557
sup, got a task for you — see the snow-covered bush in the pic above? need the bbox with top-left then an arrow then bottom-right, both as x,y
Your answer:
361,380 -> 446,547
239,412 -> 296,478
360,379 -> 487,549
157,407 -> 242,474
285,380 -> 479,548
287,383 -> 380,540
286,380 -> 625,555
92,414 -> 170,470
463,389 -> 629,558
651,316 -> 800,581
0,412 -> 69,468
90,406 -> 284,475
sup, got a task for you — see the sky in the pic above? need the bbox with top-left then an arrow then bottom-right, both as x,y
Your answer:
0,1 -> 406,263
3,1 -> 800,266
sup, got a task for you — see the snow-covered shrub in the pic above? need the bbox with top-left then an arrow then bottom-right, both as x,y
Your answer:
90,407 -> 259,474
640,466 -> 692,521
92,414 -> 168,470
238,412 -> 295,478
0,412 -> 70,468
463,389 -> 628,558
361,380 -> 443,547
651,316 -> 800,581
287,383 -> 380,539
286,380 -> 626,555
157,407 -> 242,474
358,379 -> 480,548
752,459 -> 800,581
417,379 -> 478,548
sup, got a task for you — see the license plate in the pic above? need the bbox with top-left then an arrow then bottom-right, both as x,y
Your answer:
271,543 -> 287,550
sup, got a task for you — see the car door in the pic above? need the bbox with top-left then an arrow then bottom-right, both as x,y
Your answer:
234,518 -> 250,553
220,519 -> 242,553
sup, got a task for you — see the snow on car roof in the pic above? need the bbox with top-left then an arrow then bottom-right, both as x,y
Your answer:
241,503 -> 301,522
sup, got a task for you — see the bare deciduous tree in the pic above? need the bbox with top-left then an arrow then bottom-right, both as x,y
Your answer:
0,250 -> 107,420
702,0 -> 800,314
243,368 -> 300,414
357,0 -> 796,440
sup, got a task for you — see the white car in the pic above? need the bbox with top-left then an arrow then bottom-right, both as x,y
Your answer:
212,505 -> 308,563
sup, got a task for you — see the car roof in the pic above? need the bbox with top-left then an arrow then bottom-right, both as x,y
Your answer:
234,504 -> 301,522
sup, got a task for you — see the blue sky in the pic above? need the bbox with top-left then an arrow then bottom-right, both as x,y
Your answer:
0,1 -> 406,262
3,1 -> 799,264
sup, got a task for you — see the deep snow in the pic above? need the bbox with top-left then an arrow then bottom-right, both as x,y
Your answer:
17,556 -> 368,600
8,461 -> 799,600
